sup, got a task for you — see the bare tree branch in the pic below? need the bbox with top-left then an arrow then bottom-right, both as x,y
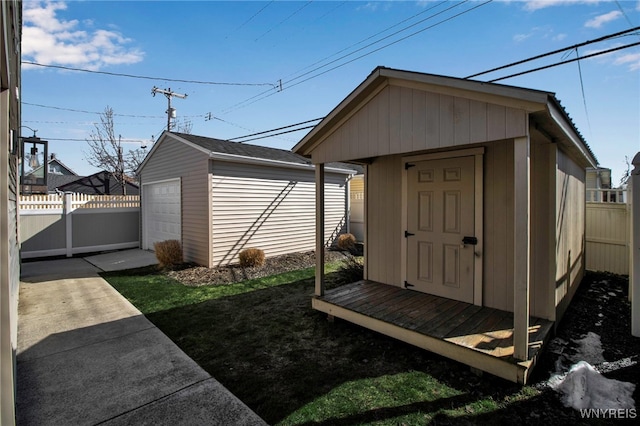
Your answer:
84,106 -> 147,193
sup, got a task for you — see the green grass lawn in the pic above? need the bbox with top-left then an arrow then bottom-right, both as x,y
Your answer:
103,265 -> 620,425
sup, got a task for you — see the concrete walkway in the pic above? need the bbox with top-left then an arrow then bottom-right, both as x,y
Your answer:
17,251 -> 266,426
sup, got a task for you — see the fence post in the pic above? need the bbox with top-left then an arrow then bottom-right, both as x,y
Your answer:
64,193 -> 73,257
631,152 -> 639,337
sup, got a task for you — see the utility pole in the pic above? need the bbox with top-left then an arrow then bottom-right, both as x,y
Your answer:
119,135 -> 125,195
151,87 -> 187,131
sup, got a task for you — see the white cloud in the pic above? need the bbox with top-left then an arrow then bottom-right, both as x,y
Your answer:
585,10 -> 622,28
554,33 -> 568,41
614,52 -> 640,71
22,1 -> 144,70
524,0 -> 602,12
513,33 -> 532,42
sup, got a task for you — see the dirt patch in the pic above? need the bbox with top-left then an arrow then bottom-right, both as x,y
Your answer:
165,249 -> 348,287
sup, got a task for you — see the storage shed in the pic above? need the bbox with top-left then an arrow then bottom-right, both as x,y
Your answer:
137,132 -> 355,267
293,67 -> 598,383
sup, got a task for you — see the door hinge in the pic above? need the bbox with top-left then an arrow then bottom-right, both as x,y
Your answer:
404,281 -> 414,288
405,163 -> 415,170
404,230 -> 415,238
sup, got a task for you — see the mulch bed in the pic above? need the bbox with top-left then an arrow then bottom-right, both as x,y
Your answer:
165,249 -> 348,287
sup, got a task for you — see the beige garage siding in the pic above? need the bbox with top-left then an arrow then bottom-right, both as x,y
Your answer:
211,160 -> 348,266
139,137 -> 211,266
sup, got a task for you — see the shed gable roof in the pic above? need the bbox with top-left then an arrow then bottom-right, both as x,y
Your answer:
293,66 -> 596,167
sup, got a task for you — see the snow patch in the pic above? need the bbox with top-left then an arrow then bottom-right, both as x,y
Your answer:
549,361 -> 636,410
570,332 -> 605,365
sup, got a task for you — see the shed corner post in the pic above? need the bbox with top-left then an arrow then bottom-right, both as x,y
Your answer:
316,163 -> 325,297
631,152 -> 640,337
513,136 -> 531,360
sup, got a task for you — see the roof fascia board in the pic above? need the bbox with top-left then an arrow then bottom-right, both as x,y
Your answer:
293,67 -> 386,155
300,81 -> 389,157
209,151 -> 354,175
381,68 -> 550,107
547,99 -> 597,168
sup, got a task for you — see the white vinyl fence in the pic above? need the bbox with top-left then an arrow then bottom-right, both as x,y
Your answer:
20,193 -> 140,259
585,189 -> 630,275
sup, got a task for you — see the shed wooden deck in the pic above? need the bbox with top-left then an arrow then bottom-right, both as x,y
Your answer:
313,280 -> 554,384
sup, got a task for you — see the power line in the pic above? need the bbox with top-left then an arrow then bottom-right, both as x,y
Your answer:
22,102 -> 165,118
229,117 -> 323,141
285,0 -> 456,84
233,125 -> 316,143
283,0 -> 446,79
22,61 -> 277,87
225,0 -> 274,40
487,42 -> 640,82
465,26 -> 640,79
254,1 -> 314,42
221,0 -> 485,114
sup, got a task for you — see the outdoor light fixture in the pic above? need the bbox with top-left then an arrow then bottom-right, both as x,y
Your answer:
20,131 -> 48,194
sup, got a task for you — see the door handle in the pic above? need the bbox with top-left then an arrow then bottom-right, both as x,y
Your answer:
462,236 -> 478,246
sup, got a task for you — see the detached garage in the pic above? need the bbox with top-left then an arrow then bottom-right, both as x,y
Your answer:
138,131 -> 355,267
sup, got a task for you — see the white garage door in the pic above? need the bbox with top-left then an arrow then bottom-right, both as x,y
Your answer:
143,179 -> 181,250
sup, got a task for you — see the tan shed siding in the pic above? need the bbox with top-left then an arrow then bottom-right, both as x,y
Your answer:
365,155 -> 403,287
555,149 -> 586,322
529,134 -> 554,320
139,138 -> 210,266
211,161 -> 348,266
311,85 -> 528,164
482,140 -> 515,312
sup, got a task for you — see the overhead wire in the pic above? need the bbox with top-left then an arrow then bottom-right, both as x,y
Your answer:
225,0 -> 274,40
229,117 -> 323,141
226,31 -> 640,144
486,41 -> 640,82
232,125 -> 316,143
220,0 -> 483,114
22,61 -> 277,87
282,0 -> 447,79
223,0 -> 491,114
465,26 -> 640,79
254,1 -> 314,42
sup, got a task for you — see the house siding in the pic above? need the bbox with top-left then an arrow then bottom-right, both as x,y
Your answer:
139,138 -> 210,266
555,148 -> 586,322
311,84 -> 529,164
210,160 -> 348,266
1,1 -> 21,423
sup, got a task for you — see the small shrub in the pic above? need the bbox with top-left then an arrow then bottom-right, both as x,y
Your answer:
154,239 -> 183,269
336,233 -> 356,251
239,248 -> 265,268
337,254 -> 364,284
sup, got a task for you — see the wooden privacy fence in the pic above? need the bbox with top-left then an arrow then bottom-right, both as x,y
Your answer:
19,193 -> 140,259
585,189 -> 630,275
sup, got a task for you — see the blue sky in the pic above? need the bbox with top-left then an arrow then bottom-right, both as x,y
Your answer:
21,0 -> 640,184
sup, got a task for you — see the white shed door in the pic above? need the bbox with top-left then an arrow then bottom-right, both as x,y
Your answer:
406,156 -> 475,303
143,179 -> 181,250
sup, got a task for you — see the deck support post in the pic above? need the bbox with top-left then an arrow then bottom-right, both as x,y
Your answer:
513,136 -> 530,361
316,163 -> 325,296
